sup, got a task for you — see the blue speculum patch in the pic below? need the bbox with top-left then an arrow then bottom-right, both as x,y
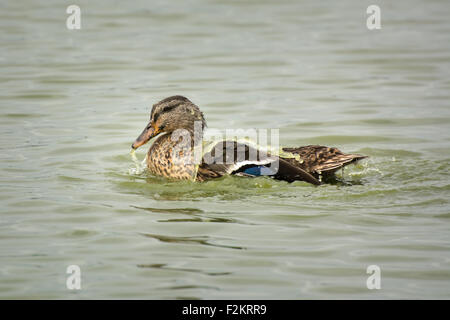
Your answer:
242,165 -> 276,176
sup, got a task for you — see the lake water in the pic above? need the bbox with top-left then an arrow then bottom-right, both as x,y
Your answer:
1,0 -> 449,299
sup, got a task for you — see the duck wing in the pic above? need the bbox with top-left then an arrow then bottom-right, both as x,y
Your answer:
196,140 -> 320,185
282,145 -> 368,177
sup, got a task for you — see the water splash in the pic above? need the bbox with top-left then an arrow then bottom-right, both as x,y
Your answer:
348,161 -> 383,178
128,149 -> 147,175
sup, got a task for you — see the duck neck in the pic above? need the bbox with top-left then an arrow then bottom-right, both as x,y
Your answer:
168,123 -> 204,148
189,120 -> 205,147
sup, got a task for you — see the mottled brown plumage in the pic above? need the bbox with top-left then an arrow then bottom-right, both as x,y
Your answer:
282,146 -> 368,180
131,95 -> 368,185
146,133 -> 196,180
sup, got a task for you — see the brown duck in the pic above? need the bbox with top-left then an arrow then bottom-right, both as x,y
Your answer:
132,95 -> 367,185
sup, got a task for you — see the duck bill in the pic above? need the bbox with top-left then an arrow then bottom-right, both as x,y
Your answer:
132,123 -> 156,150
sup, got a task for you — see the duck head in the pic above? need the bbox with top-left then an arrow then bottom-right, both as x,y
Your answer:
132,95 -> 206,150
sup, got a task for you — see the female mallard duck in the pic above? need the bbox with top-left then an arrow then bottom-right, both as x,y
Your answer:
131,95 -> 367,185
